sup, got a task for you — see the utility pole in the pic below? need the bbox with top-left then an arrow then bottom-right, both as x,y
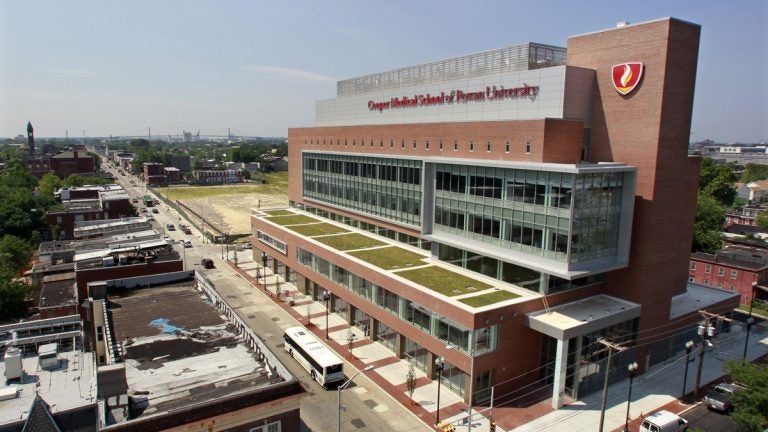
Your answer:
694,310 -> 731,399
598,339 -> 626,432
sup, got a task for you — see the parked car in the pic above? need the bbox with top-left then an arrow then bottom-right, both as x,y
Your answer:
703,383 -> 744,412
152,208 -> 159,214
242,241 -> 253,249
146,215 -> 155,221
131,198 -> 138,203
162,235 -> 172,243
639,410 -> 688,432
201,258 -> 214,269
140,207 -> 148,213
183,240 -> 193,248
182,227 -> 192,234
166,224 -> 176,231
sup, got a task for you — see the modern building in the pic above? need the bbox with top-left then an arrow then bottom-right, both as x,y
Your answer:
251,18 -> 739,410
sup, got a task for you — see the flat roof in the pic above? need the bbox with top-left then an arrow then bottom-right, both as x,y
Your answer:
0,348 -> 97,427
670,283 -> 740,319
109,282 -> 284,418
527,294 -> 641,340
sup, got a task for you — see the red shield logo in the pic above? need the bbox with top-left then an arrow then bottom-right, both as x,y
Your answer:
611,62 -> 643,95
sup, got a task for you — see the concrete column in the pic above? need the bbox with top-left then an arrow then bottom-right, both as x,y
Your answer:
370,318 -> 379,342
570,336 -> 583,401
551,337 -> 569,409
395,333 -> 405,359
426,351 -> 438,379
346,303 -> 354,325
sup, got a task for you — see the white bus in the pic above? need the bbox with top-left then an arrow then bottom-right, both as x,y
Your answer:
283,326 -> 344,387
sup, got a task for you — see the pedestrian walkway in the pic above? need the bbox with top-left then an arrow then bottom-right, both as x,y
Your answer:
230,255 -> 768,432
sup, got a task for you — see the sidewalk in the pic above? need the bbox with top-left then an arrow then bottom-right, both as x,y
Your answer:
229,254 -> 768,432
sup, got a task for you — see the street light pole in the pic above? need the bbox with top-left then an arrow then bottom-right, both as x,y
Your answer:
323,292 -> 331,340
681,340 -> 694,402
624,362 -> 638,432
338,366 -> 373,432
435,357 -> 445,426
744,282 -> 757,360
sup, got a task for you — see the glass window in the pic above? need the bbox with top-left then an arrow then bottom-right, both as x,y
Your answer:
730,269 -> 737,279
705,264 -> 712,274
718,267 -> 725,276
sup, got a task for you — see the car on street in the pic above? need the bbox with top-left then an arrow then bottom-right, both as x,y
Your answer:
201,258 -> 214,269
140,207 -> 147,213
131,198 -> 138,203
146,215 -> 155,221
640,410 -> 689,432
182,227 -> 192,234
152,208 -> 159,214
703,383 -> 743,413
162,235 -> 172,243
183,240 -> 193,248
242,242 -> 253,249
166,224 -> 175,231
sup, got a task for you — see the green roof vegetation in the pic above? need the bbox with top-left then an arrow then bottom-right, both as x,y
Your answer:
315,233 -> 386,251
348,246 -> 426,270
459,290 -> 520,307
265,214 -> 319,226
263,209 -> 294,216
394,266 -> 494,297
286,223 -> 349,237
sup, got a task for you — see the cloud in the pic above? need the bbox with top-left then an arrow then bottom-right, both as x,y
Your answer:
243,65 -> 335,82
40,68 -> 96,75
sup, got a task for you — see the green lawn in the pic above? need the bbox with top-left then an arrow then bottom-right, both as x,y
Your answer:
263,209 -> 294,216
348,246 -> 426,270
315,233 -> 386,251
286,223 -> 349,237
158,172 -> 288,200
266,214 -> 319,226
459,290 -> 520,307
395,266 -> 494,297
739,301 -> 768,317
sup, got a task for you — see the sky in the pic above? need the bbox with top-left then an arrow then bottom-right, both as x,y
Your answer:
1,1 -> 766,142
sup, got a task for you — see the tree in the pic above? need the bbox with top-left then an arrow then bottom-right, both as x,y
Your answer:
38,173 -> 62,198
406,364 -> 417,404
0,158 -> 37,190
704,175 -> 737,208
63,174 -> 85,188
758,212 -> 768,228
724,360 -> 768,431
0,235 -> 33,275
740,163 -> 768,183
0,274 -> 29,322
693,193 -> 724,253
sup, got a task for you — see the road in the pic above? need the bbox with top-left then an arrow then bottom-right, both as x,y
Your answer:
683,405 -> 736,431
105,163 -> 429,432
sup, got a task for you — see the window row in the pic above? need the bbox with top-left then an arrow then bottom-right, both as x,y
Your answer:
296,247 -> 498,355
695,261 -> 738,279
257,231 -> 287,254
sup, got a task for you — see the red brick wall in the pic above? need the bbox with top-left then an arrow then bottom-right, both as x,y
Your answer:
288,118 -> 585,205
567,19 -> 702,350
688,257 -> 763,304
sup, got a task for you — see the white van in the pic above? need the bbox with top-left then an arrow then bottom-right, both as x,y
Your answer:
639,410 -> 688,432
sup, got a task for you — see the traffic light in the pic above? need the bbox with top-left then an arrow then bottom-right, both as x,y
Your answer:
489,421 -> 496,432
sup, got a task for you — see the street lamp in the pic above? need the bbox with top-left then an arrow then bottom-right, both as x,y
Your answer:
323,292 -> 331,340
624,362 -> 639,432
681,340 -> 694,402
435,357 -> 445,426
744,282 -> 757,360
338,365 -> 373,432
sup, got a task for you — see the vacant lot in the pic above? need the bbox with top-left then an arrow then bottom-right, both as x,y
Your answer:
155,172 -> 289,236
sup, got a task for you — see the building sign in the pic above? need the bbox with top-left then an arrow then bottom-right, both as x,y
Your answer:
367,84 -> 539,112
611,62 -> 643,96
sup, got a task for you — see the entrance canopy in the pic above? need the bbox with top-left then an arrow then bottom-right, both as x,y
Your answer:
526,294 -> 641,340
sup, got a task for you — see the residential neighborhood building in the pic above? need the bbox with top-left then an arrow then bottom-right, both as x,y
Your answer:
192,169 -> 244,183
47,185 -> 134,240
251,17 -> 739,411
689,248 -> 768,304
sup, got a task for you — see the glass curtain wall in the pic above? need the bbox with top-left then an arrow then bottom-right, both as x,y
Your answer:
303,153 -> 422,226
434,164 -> 625,264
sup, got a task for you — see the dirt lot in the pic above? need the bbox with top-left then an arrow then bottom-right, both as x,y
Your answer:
156,173 -> 289,236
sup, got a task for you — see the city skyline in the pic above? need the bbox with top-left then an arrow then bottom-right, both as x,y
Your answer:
1,0 -> 766,142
